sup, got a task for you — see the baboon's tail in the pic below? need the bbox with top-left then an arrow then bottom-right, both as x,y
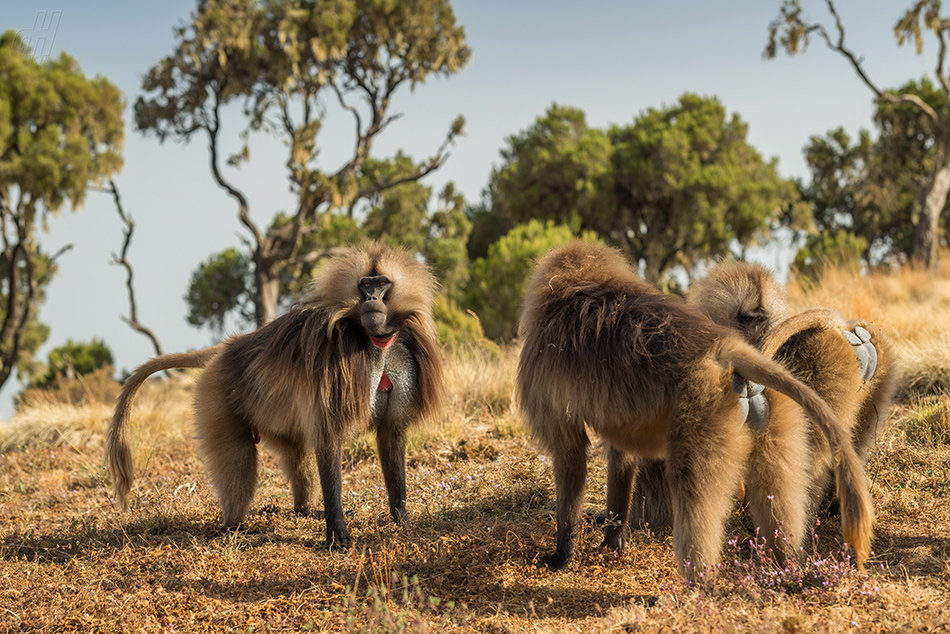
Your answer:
104,346 -> 222,510
722,338 -> 873,570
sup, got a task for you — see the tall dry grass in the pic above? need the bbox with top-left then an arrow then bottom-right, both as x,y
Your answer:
787,258 -> 950,400
0,368 -> 197,456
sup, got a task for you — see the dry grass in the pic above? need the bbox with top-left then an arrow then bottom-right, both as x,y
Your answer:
787,259 -> 950,399
2,261 -> 950,632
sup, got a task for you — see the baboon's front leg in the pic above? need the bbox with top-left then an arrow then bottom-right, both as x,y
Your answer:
316,443 -> 352,548
542,440 -> 588,571
376,420 -> 408,524
602,445 -> 639,551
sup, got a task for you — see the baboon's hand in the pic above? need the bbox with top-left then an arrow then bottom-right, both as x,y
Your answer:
537,549 -> 572,571
600,526 -> 626,551
390,504 -> 408,525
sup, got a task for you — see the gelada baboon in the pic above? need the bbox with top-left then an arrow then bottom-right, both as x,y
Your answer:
105,243 -> 443,547
630,262 -> 895,533
517,242 -> 872,579
698,262 -> 895,504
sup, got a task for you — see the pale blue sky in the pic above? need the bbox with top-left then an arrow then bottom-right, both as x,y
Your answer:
0,1 -> 935,416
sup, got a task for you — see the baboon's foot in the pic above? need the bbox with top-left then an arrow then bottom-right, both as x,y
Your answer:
537,548 -> 573,571
600,525 -> 626,551
293,506 -> 325,520
390,504 -> 408,525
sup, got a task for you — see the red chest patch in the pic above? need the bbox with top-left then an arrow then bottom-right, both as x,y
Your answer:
378,371 -> 393,393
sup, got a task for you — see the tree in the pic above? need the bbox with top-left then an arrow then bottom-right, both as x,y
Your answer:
108,179 -> 165,356
490,104 -> 613,234
480,97 -> 804,287
0,31 -> 124,390
608,94 -> 806,284
800,80 -> 946,265
766,0 -> 950,269
186,176 -> 471,335
186,247 -> 255,334
136,0 -> 470,326
29,338 -> 114,391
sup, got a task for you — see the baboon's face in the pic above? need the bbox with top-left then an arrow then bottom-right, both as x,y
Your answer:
733,298 -> 771,347
359,274 -> 394,340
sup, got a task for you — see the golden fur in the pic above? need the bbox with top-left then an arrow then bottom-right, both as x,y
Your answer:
516,243 -> 873,579
698,262 -> 895,509
105,243 -> 443,546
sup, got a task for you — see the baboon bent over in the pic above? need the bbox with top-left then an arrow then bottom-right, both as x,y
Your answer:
630,262 -> 894,535
517,242 -> 873,579
105,243 -> 443,547
697,262 -> 895,511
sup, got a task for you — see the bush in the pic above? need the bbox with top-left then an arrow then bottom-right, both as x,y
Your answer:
433,295 -> 484,345
793,229 -> 867,286
27,338 -> 114,392
463,220 -> 599,341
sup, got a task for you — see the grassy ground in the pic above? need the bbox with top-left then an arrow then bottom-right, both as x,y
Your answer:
2,263 -> 949,633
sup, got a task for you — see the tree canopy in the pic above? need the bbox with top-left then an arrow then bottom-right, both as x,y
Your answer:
0,31 -> 124,390
799,78 -> 948,265
464,221 -> 600,341
477,96 -> 804,287
136,0 -> 470,327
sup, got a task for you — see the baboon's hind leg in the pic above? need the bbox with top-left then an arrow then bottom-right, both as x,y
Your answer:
628,458 -> 674,530
744,396 -> 812,562
542,429 -> 589,570
194,366 -> 259,529
667,398 -> 750,579
199,415 -> 259,528
601,445 -> 639,550
272,437 -> 320,517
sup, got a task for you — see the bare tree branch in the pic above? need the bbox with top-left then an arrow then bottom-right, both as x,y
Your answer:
207,97 -> 262,249
332,83 -> 365,169
355,127 -> 456,201
812,0 -> 943,124
106,179 -> 165,359
934,19 -> 950,94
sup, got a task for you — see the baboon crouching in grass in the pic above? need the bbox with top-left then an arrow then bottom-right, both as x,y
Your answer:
517,242 -> 873,579
105,243 -> 443,547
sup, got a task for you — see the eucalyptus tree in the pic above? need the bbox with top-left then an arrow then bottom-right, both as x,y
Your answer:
767,0 -> 950,269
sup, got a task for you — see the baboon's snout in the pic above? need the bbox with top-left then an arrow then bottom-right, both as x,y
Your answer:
361,302 -> 388,336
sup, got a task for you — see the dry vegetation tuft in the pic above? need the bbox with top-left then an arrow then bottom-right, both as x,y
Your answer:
1,262 -> 950,632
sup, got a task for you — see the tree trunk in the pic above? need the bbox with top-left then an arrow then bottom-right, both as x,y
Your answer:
913,158 -> 950,270
253,261 -> 280,326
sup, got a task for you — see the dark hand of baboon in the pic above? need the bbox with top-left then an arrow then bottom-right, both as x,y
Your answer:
517,243 -> 873,580
105,243 -> 444,549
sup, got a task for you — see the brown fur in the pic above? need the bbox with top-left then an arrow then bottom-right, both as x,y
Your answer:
105,243 -> 444,547
694,262 -> 896,513
630,262 -> 894,551
516,243 -> 873,579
